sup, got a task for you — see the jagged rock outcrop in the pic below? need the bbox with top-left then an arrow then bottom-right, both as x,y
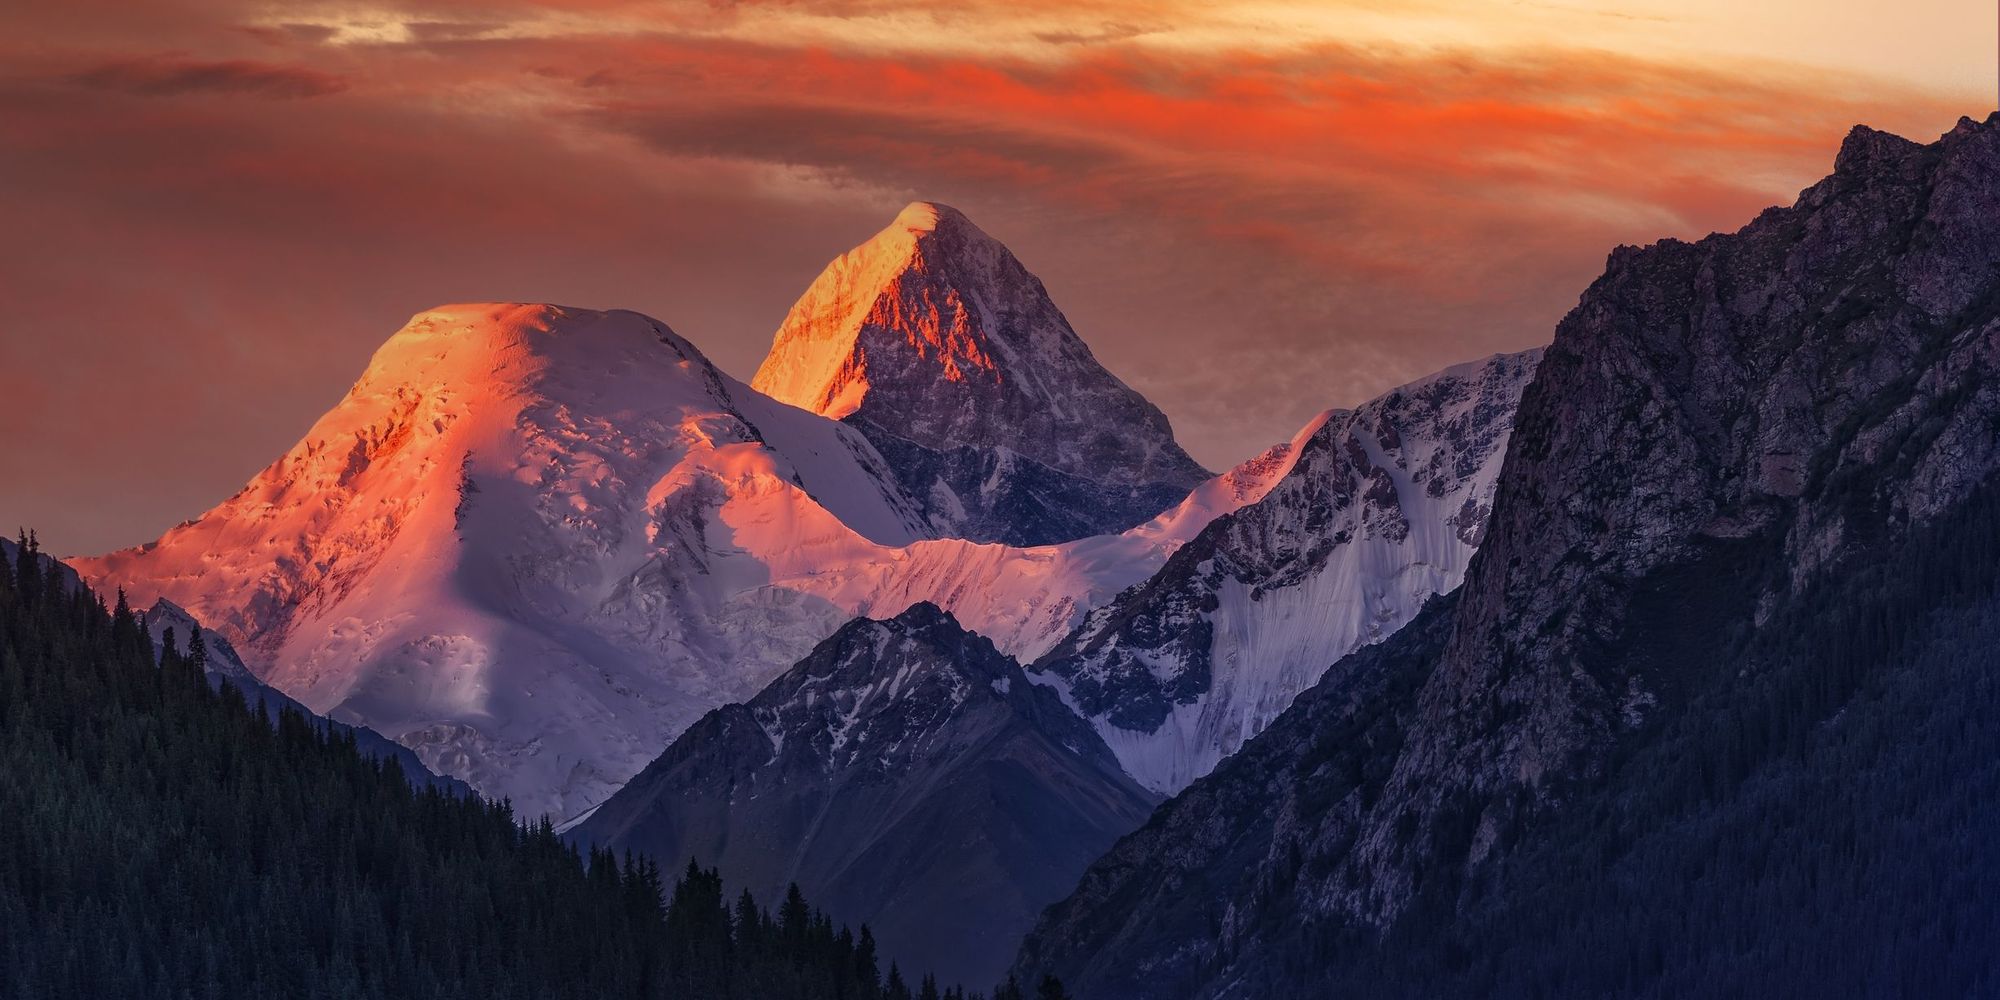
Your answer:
1034,350 -> 1539,793
1018,116 -> 2000,998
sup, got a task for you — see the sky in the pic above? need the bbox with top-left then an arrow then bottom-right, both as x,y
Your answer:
1,0 -> 1991,555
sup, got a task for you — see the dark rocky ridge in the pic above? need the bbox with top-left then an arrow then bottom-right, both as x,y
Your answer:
574,602 -> 1157,989
1017,116 -> 2000,997
853,417 -> 1199,547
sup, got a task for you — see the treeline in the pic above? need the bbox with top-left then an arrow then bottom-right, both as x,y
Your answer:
0,535 -> 1068,1000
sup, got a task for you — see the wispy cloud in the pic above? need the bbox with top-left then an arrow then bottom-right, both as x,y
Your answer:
68,56 -> 349,99
1032,21 -> 1159,46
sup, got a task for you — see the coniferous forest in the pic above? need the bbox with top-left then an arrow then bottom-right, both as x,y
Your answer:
0,536 -> 1067,1000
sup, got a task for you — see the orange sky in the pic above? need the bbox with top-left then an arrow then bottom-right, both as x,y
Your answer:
1,0 -> 1990,553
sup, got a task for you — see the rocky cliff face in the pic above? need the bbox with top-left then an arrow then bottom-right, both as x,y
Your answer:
754,202 -> 1210,544
574,603 -> 1156,990
1018,116 -> 2000,998
1034,350 -> 1538,793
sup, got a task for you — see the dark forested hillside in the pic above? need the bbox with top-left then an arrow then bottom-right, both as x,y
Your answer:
0,536 -> 1019,1000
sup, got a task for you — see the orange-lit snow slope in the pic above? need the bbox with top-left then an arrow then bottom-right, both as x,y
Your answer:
77,303 -> 1286,817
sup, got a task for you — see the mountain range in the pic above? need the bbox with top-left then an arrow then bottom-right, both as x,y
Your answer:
75,203 -> 1526,826
54,117 -> 2000,999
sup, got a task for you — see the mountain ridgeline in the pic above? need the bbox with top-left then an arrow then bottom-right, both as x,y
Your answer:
1035,349 -> 1539,794
71,205 -> 1526,823
0,537 -> 1025,1000
1016,117 -> 2000,998
136,595 -> 473,796
75,302 -> 965,817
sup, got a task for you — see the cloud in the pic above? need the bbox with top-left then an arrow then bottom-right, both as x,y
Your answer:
68,56 -> 348,99
237,23 -> 342,47
403,20 -> 512,42
1032,21 -> 1159,46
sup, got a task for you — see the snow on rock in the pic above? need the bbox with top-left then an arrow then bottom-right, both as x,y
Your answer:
755,424 -> 1305,666
141,598 -> 258,684
1019,119 -> 2000,999
1034,349 -> 1543,794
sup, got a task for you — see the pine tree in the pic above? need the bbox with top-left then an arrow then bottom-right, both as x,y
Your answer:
186,626 -> 207,674
856,924 -> 882,996
13,527 -> 38,599
781,883 -> 811,955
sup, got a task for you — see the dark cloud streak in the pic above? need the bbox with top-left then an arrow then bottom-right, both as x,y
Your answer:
1033,21 -> 1159,45
69,56 -> 348,99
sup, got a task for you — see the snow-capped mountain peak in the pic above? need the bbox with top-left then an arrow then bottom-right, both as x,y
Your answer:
751,201 -> 1038,424
77,294 -> 1303,820
76,302 -> 946,815
751,202 -> 1211,544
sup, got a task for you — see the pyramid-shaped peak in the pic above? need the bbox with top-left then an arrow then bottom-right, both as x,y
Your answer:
752,204 -> 1210,497
815,601 -> 985,665
756,603 -> 1015,718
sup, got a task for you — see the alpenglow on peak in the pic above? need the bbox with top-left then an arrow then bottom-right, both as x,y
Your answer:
752,201 -> 1211,545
